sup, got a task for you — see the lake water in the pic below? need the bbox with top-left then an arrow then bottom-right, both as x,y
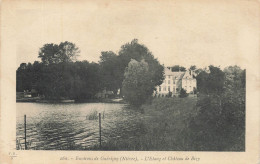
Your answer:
16,102 -> 145,150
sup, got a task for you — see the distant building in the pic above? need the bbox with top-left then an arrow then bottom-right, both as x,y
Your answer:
154,67 -> 197,97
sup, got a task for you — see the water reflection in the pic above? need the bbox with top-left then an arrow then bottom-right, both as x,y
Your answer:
16,102 -> 145,150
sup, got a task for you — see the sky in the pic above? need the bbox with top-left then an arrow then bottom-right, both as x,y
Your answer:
16,0 -> 259,69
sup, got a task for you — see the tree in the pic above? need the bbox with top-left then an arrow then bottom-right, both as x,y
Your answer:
169,65 -> 186,72
118,39 -> 164,89
38,41 -> 80,64
122,59 -> 154,107
189,65 -> 196,71
223,65 -> 245,91
179,88 -> 188,98
99,51 -> 122,94
16,60 -> 103,100
73,61 -> 103,100
196,65 -> 224,94
187,66 -> 245,151
196,70 -> 209,93
207,65 -> 225,94
99,51 -> 117,64
16,63 -> 32,92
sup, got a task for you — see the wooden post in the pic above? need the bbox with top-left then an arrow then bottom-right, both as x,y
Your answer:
99,113 -> 101,147
24,115 -> 27,150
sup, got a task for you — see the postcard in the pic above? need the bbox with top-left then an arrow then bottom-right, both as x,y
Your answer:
1,0 -> 259,163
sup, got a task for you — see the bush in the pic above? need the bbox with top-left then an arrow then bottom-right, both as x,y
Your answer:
179,88 -> 188,98
167,91 -> 172,98
122,59 -> 156,107
187,94 -> 245,151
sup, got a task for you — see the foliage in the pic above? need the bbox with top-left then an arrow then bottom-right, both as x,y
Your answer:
99,51 -> 122,94
118,39 -> 164,88
169,65 -> 186,72
189,65 -> 196,71
167,91 -> 172,98
17,39 -> 164,102
38,41 -> 80,65
16,61 -> 103,100
179,88 -> 188,98
196,65 -> 225,94
16,61 -> 43,92
122,59 -> 154,107
187,66 -> 245,151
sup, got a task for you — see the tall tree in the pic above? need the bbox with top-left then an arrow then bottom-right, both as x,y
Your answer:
188,66 -> 245,151
118,39 -> 164,89
196,65 -> 224,94
99,51 -> 121,94
38,41 -> 80,64
207,65 -> 225,94
122,59 -> 153,107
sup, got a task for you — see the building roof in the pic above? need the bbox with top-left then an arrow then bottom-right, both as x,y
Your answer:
164,67 -> 185,79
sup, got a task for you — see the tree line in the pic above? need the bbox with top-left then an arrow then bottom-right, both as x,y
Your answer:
17,39 -> 245,111
17,39 -> 164,105
187,65 -> 246,150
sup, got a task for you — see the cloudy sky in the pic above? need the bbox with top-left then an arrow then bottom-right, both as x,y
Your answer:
16,0 -> 259,69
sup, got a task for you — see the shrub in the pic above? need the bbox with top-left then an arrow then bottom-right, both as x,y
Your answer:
179,88 -> 188,98
167,91 -> 172,98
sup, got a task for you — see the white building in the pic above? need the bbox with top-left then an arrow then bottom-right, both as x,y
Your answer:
154,67 -> 197,97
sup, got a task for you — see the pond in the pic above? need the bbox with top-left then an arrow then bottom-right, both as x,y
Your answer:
16,102 -> 145,150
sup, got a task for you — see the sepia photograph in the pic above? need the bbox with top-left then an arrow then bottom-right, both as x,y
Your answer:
1,0 -> 259,163
16,40 -> 246,151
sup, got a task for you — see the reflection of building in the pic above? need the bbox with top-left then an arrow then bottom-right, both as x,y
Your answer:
154,67 -> 197,97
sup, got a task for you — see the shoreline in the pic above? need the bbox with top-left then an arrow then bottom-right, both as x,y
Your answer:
16,98 -> 125,104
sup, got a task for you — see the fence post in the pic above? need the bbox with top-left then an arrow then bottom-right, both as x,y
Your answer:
24,115 -> 27,150
99,113 -> 101,147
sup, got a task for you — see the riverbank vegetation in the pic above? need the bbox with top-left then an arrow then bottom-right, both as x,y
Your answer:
92,65 -> 245,151
17,39 -> 245,151
17,39 -> 164,105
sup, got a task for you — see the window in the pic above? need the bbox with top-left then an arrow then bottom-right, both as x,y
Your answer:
164,87 -> 166,91
173,87 -> 175,93
168,80 -> 170,84
168,86 -> 170,91
168,75 -> 170,79
173,80 -> 175,84
159,86 -> 161,92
